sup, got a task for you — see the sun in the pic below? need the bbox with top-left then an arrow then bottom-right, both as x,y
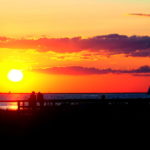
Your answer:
8,69 -> 23,82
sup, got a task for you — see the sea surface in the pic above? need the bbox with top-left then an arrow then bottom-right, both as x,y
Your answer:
0,93 -> 150,110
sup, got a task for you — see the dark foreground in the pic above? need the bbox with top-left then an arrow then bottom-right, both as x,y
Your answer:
0,98 -> 150,140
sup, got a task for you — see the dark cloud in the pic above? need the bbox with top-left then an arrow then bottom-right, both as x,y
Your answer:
132,66 -> 150,73
129,13 -> 150,17
0,34 -> 150,56
33,65 -> 150,75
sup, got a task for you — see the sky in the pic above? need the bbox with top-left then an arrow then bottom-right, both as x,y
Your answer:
0,0 -> 149,93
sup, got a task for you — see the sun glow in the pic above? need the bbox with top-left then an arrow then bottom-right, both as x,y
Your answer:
8,69 -> 23,82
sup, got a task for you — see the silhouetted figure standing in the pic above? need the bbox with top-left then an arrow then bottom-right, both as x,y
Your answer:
37,92 -> 44,109
29,91 -> 36,110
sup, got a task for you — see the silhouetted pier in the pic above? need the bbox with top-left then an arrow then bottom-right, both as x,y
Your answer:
0,98 -> 150,112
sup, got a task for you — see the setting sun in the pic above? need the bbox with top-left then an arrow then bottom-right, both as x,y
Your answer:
8,69 -> 23,82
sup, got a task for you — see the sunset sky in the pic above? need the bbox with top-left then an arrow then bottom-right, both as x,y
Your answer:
0,0 -> 150,93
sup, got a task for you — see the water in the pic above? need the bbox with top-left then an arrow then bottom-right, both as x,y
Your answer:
0,93 -> 149,100
0,93 -> 150,110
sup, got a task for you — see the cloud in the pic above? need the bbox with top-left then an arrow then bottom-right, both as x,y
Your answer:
129,13 -> 150,17
132,66 -> 150,73
0,37 -> 9,41
33,65 -> 150,75
0,34 -> 150,56
133,74 -> 150,77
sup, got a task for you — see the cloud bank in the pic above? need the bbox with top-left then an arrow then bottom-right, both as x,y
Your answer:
34,66 -> 150,75
129,13 -> 150,17
0,34 -> 150,56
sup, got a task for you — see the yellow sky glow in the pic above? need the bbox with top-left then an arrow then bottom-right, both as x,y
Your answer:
0,0 -> 150,37
0,0 -> 149,92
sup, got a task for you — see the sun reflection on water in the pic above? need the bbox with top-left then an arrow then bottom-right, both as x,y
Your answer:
0,102 -> 18,111
8,103 -> 18,110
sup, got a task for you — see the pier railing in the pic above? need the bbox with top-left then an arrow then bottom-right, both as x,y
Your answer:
0,98 -> 150,111
0,99 -> 103,111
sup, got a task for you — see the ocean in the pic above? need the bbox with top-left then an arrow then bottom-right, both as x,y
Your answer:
0,93 -> 150,110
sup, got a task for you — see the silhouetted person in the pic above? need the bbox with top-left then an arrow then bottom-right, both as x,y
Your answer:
37,92 -> 44,109
29,91 -> 36,110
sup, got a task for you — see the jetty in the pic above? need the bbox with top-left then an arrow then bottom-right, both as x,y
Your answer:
0,98 -> 150,112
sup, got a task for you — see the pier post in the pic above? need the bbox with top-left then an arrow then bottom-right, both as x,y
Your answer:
18,101 -> 20,111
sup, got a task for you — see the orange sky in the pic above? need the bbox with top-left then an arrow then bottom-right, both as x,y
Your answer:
0,0 -> 149,93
